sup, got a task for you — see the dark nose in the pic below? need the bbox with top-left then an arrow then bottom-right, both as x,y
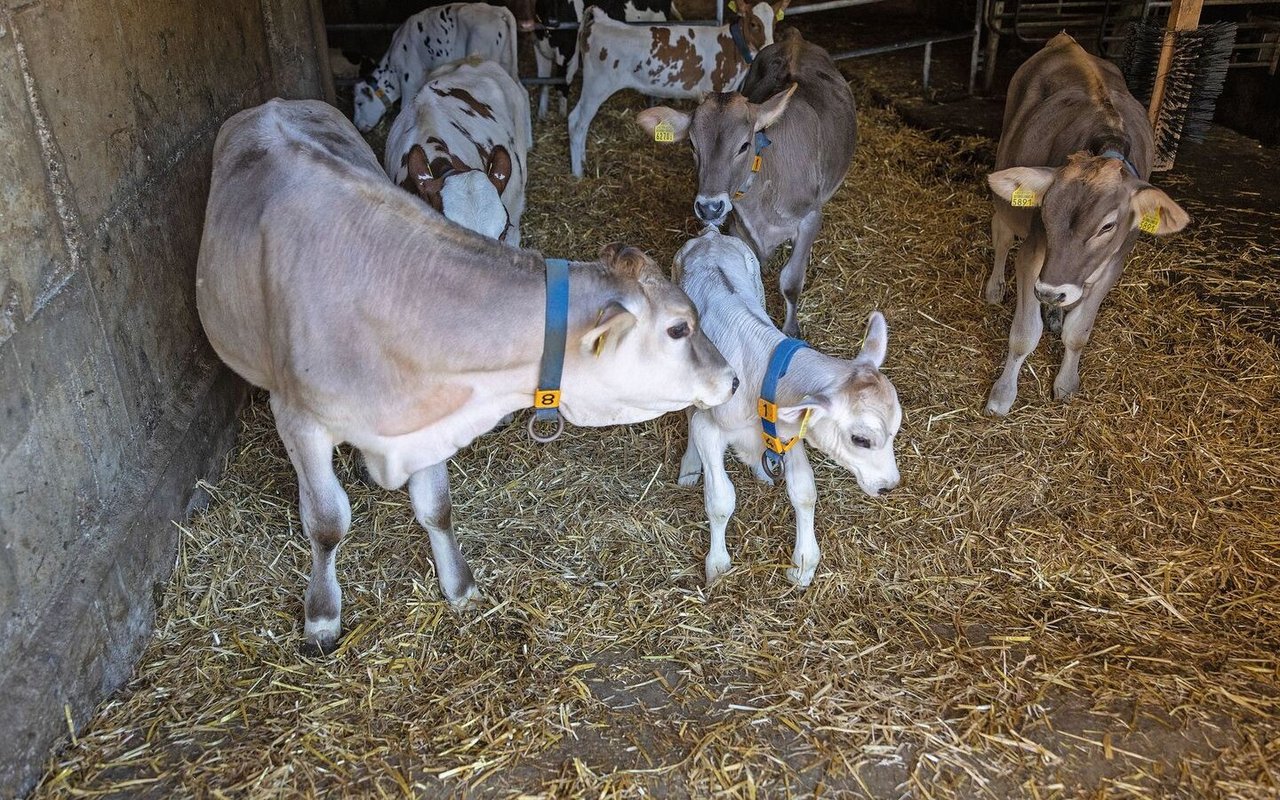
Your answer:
878,486 -> 894,496
695,199 -> 726,222
730,377 -> 740,395
1034,287 -> 1066,305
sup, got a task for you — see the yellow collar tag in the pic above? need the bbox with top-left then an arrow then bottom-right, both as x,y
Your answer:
653,120 -> 675,143
1139,207 -> 1161,234
1010,186 -> 1036,207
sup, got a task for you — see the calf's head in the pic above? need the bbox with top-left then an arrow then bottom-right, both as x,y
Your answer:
561,243 -> 737,426
353,78 -> 393,133
989,154 -> 1189,307
401,144 -> 513,241
777,312 -> 902,496
637,84 -> 796,227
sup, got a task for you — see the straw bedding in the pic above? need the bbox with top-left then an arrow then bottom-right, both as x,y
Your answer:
32,66 -> 1280,798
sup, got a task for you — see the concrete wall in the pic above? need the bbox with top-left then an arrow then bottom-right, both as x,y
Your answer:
0,1 -> 331,795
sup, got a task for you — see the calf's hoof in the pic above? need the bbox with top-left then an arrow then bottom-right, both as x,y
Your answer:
704,553 -> 732,586
445,582 -> 482,611
677,470 -> 702,488
983,280 -> 1005,306
985,384 -> 1015,417
786,564 -> 816,588
302,617 -> 341,657
1053,376 -> 1080,401
782,320 -> 802,339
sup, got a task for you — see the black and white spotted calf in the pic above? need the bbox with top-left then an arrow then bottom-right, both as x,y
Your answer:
529,0 -> 674,118
353,2 -> 519,133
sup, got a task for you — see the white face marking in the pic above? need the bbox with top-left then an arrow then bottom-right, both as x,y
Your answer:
439,171 -> 507,240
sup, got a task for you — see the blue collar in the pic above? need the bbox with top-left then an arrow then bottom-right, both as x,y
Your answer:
729,18 -> 754,64
529,258 -> 571,442
758,337 -> 810,471
1100,148 -> 1140,178
732,130 -> 772,200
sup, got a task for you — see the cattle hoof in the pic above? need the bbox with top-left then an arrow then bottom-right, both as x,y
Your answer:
984,392 -> 1014,417
446,583 -> 482,611
301,618 -> 341,657
983,281 -> 1005,305
1053,379 -> 1080,401
704,554 -> 732,586
782,321 -> 802,339
786,565 -> 816,588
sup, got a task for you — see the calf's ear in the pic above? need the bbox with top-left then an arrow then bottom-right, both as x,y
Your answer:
600,242 -> 660,280
756,83 -> 796,129
988,166 -> 1056,207
635,107 -> 691,143
579,301 -> 636,357
854,311 -> 888,369
1131,186 -> 1190,235
771,0 -> 792,20
778,394 -> 826,424
405,145 -> 445,212
486,146 -> 513,196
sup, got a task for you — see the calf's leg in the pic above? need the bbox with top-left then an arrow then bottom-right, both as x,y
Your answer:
533,40 -> 553,119
567,79 -> 613,177
689,412 -> 735,585
779,209 -> 822,338
986,237 -> 1045,416
677,408 -> 703,487
408,461 -> 479,608
1053,273 -> 1117,400
783,443 -> 821,587
272,395 -> 351,655
985,211 -> 1015,305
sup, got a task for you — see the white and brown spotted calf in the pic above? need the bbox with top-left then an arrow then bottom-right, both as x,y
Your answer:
531,0 -> 674,119
674,228 -> 900,588
568,0 -> 787,177
353,3 -> 518,133
385,59 -> 532,244
637,30 -> 856,337
984,33 -> 1189,416
197,99 -> 737,654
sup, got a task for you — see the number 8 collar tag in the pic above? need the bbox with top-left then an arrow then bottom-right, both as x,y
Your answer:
530,258 -> 571,443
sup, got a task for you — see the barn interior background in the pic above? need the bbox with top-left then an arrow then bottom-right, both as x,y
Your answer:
1,0 -> 1278,797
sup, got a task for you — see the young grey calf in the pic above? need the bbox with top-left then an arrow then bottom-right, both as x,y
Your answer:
674,228 -> 900,587
984,33 -> 1189,415
640,29 -> 856,337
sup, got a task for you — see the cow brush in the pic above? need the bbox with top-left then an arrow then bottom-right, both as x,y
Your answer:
1120,20 -> 1236,170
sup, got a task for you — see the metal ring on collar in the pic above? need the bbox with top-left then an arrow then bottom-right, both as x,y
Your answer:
527,413 -> 565,443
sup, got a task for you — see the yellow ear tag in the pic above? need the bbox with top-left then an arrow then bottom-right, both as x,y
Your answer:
776,8 -> 785,20
728,0 -> 738,11
653,120 -> 675,143
1010,185 -> 1036,208
592,308 -> 608,356
1139,207 -> 1161,234
751,154 -> 763,172
796,408 -> 812,439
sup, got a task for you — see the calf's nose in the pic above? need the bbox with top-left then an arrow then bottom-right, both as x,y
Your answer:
878,486 -> 894,497
695,199 -> 726,223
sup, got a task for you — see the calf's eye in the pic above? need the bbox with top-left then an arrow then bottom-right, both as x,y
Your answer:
852,435 -> 872,448
738,141 -> 751,154
1098,222 -> 1116,236
667,321 -> 690,340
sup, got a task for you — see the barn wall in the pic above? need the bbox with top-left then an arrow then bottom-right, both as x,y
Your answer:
0,0 -> 331,795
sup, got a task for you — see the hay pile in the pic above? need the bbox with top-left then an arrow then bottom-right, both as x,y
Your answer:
33,78 -> 1280,798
